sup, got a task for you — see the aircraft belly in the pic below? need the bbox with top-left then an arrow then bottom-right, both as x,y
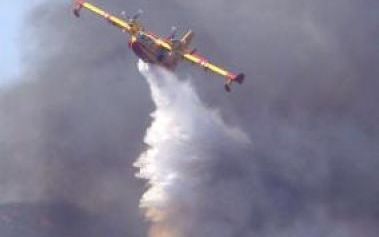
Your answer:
131,42 -> 155,63
132,41 -> 177,69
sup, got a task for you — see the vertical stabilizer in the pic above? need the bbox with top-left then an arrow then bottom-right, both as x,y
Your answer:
180,30 -> 194,47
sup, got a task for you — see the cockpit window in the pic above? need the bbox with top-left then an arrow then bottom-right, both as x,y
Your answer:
138,33 -> 153,45
138,32 -> 146,40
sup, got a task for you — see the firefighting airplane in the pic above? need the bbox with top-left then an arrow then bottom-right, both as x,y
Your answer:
73,0 -> 245,92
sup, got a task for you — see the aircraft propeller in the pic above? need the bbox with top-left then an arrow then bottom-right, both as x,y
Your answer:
129,9 -> 144,22
168,26 -> 178,40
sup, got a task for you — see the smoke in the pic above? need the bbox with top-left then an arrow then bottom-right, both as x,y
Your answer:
1,0 -> 378,236
134,61 -> 250,237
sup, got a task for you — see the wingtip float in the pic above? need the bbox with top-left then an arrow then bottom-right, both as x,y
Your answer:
72,0 -> 245,92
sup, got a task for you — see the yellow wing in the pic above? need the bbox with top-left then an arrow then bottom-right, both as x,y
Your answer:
182,53 -> 245,92
73,0 -> 244,92
151,38 -> 245,92
129,33 -> 245,92
73,0 -> 132,33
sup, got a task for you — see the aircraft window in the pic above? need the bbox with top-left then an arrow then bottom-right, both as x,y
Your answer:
140,34 -> 154,45
138,33 -> 146,40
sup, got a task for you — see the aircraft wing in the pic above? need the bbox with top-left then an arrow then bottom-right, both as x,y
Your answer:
146,35 -> 244,91
182,53 -> 245,92
73,0 -> 132,33
73,0 -> 244,92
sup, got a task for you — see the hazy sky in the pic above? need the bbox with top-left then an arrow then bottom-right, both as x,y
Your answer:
0,0 -> 43,87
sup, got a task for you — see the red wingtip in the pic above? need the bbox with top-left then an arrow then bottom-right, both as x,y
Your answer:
224,73 -> 245,92
73,0 -> 84,17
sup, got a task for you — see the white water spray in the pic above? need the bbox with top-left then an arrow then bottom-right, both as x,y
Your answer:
134,60 -> 250,237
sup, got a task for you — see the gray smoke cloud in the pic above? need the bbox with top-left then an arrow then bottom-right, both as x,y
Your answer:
1,0 -> 378,236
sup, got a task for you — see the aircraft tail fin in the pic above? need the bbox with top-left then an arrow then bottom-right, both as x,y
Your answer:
180,30 -> 194,48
